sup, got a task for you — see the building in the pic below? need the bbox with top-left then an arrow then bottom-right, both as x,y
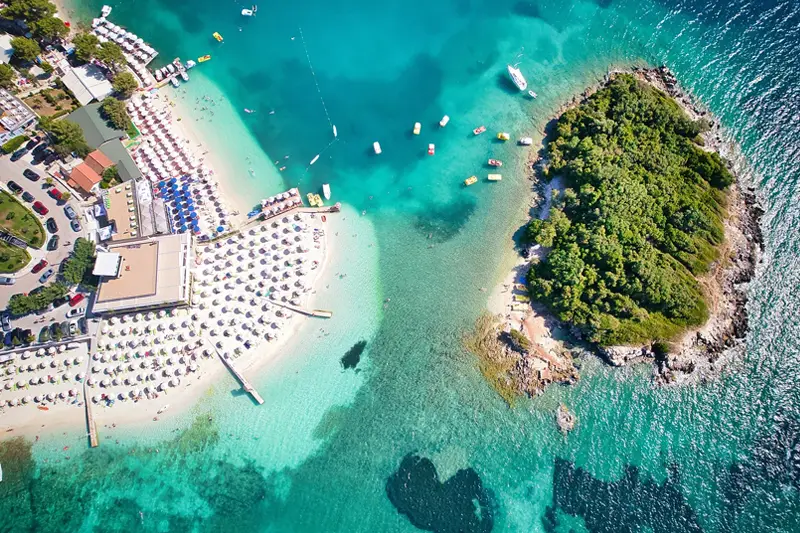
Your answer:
67,149 -> 115,196
0,89 -> 36,144
60,63 -> 113,106
91,233 -> 192,314
98,138 -> 142,182
100,182 -> 139,241
0,34 -> 13,64
67,103 -> 126,149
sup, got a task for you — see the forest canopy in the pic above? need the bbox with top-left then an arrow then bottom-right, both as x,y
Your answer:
526,74 -> 733,346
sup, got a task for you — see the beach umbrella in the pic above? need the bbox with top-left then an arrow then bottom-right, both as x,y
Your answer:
34,395 -> 42,403
46,392 -> 54,401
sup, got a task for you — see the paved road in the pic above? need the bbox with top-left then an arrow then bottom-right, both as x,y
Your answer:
0,150 -> 89,332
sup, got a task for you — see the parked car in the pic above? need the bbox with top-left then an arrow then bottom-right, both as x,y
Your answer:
68,293 -> 84,307
31,259 -> 48,274
3,332 -> 12,347
45,217 -> 58,233
60,321 -> 70,336
10,148 -> 28,161
51,296 -> 68,309
66,306 -> 85,318
32,201 -> 49,215
1,313 -> 10,332
31,143 -> 48,157
46,234 -> 59,251
43,153 -> 59,166
21,191 -> 34,203
0,276 -> 15,285
23,169 -> 40,181
25,137 -> 40,150
48,188 -> 62,201
78,317 -> 87,335
38,268 -> 54,283
70,219 -> 82,232
64,205 -> 76,219
38,326 -> 50,343
7,180 -> 22,194
69,321 -> 77,336
32,149 -> 52,165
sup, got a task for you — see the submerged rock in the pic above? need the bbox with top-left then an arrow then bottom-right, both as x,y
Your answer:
340,340 -> 367,370
555,404 -> 576,434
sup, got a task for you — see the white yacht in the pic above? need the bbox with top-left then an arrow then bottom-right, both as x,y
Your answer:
507,64 -> 528,91
322,183 -> 331,200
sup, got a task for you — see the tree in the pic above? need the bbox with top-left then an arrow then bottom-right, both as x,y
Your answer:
101,96 -> 130,130
60,191 -> 70,201
111,71 -> 137,98
1,0 -> 56,22
39,117 -> 89,157
32,15 -> 68,41
0,64 -> 16,89
61,238 -> 96,286
72,32 -> 99,62
95,41 -> 125,71
10,36 -> 40,62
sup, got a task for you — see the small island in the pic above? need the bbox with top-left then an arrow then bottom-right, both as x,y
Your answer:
473,69 -> 762,402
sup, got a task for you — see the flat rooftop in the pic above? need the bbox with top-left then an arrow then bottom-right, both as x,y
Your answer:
93,233 -> 191,314
105,183 -> 139,241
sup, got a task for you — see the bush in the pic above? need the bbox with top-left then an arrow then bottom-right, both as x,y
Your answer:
112,72 -> 138,98
1,135 -> 28,154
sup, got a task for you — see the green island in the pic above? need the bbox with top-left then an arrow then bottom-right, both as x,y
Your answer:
0,191 -> 46,273
526,74 -> 733,347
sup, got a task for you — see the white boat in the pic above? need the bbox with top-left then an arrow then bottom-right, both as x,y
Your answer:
241,9 -> 254,16
413,122 -> 421,135
333,125 -> 337,138
322,183 -> 331,200
0,461 -> 3,482
507,64 -> 527,91
101,5 -> 112,17
166,64 -> 176,74
373,142 -> 382,154
154,70 -> 163,81
439,115 -> 450,127
310,154 -> 320,165
518,137 -> 533,146
185,60 -> 196,69
180,71 -> 189,82
170,77 -> 180,88
244,108 -> 255,114
528,90 -> 537,99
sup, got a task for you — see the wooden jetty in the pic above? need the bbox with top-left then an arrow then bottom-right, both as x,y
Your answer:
208,339 -> 264,404
84,380 -> 98,448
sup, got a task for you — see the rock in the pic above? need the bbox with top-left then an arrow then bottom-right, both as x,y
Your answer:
556,404 -> 576,434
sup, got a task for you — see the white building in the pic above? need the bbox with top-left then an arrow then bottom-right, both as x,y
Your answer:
0,89 -> 36,144
60,63 -> 114,106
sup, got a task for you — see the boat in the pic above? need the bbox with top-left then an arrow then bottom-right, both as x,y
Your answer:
310,154 -> 320,165
488,173 -> 502,181
413,122 -> 421,135
247,207 -> 262,218
323,183 -> 331,200
154,70 -> 163,81
37,406 -> 49,411
473,125 -> 486,135
213,32 -> 224,42
241,8 -> 254,16
170,78 -> 180,88
180,71 -> 189,82
101,5 -> 112,17
244,108 -> 254,114
488,159 -> 503,167
497,132 -> 510,141
528,90 -> 537,99
0,461 -> 2,482
333,125 -> 338,138
166,63 -> 175,74
185,60 -> 196,69
307,192 -> 318,206
373,142 -> 382,154
464,176 -> 478,186
314,194 -> 324,207
507,64 -> 527,91
428,143 -> 435,155
198,55 -> 211,63
439,115 -> 450,127
518,137 -> 533,146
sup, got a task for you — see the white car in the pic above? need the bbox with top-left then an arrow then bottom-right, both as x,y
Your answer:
66,307 -> 85,319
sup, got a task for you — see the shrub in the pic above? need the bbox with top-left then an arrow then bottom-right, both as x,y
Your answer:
1,135 -> 28,154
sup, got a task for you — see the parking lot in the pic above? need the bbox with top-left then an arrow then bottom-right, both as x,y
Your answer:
0,146 -> 90,339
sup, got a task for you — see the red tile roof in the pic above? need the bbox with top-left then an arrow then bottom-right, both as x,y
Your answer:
69,163 -> 102,194
85,150 -> 114,175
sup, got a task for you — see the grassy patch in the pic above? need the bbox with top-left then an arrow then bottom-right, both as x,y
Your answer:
0,240 -> 31,273
0,191 -> 45,248
23,87 -> 79,118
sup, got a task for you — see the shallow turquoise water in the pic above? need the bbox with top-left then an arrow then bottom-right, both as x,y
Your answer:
2,0 -> 800,531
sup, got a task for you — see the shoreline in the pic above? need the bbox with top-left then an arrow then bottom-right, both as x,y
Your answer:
485,65 -> 765,396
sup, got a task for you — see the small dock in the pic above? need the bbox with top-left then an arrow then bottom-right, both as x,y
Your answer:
208,339 -> 264,404
84,381 -> 98,448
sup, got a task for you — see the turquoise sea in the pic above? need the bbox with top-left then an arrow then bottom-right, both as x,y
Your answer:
2,0 -> 800,531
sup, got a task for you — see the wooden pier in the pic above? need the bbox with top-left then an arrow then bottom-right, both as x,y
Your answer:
84,380 -> 98,448
208,339 -> 264,404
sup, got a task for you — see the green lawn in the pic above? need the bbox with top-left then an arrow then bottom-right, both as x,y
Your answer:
0,191 -> 45,248
0,240 -> 31,273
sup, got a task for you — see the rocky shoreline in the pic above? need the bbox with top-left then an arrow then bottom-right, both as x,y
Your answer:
599,67 -> 765,385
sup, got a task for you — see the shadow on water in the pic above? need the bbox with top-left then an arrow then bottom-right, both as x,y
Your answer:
341,340 -> 367,370
512,1 -> 542,18
496,72 -> 522,95
386,453 -> 495,533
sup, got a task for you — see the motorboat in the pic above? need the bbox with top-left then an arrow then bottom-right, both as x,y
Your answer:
528,90 -> 537,99
314,194 -> 324,207
241,8 -> 254,16
439,115 -> 450,127
101,5 -> 112,17
244,108 -> 254,114
198,55 -> 211,63
170,78 -> 180,88
154,70 -> 163,81
185,60 -> 196,69
213,32 -> 224,42
488,174 -> 502,181
333,125 -> 338,138
507,64 -> 527,91
323,183 -> 331,200
413,122 -> 421,135
310,154 -> 320,165
428,143 -> 435,155
307,193 -> 318,207
373,142 -> 382,154
473,125 -> 486,135
488,159 -> 503,167
464,176 -> 478,186
180,71 -> 189,82
497,132 -> 510,141
166,63 -> 176,74
518,137 -> 533,146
